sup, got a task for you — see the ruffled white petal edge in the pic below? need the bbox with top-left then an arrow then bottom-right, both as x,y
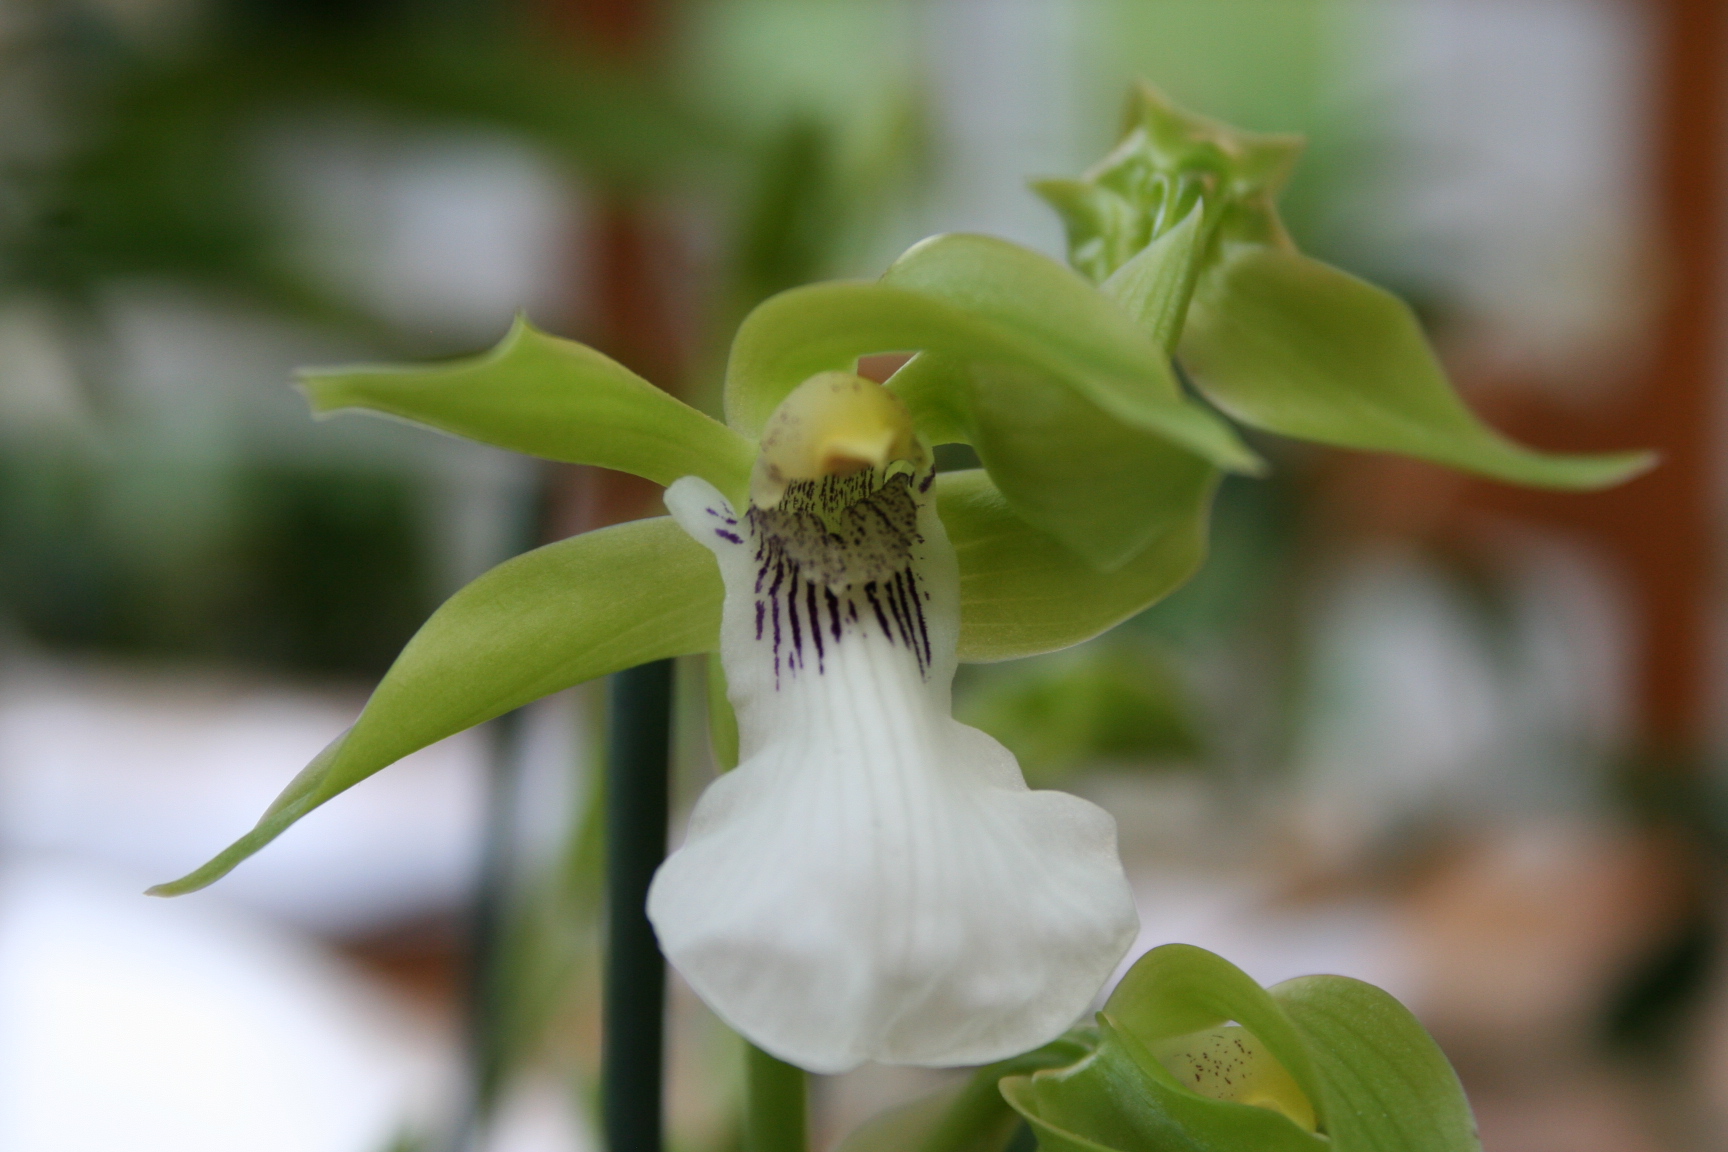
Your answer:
649,475 -> 1139,1073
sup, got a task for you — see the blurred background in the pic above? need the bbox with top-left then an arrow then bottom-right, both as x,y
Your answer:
0,1 -> 1724,1149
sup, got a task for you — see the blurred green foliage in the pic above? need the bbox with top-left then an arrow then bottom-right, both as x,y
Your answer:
0,443 -> 432,674
956,640 -> 1201,788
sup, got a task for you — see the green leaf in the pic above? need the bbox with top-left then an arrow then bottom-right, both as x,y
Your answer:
900,353 -> 1219,570
940,469 -> 1217,663
149,516 -> 721,896
723,276 -> 1259,477
1271,975 -> 1482,1152
302,315 -> 756,500
1181,247 -> 1655,489
1001,1019 -> 1324,1152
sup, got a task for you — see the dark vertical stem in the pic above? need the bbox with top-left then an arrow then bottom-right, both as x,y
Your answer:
604,658 -> 674,1152
456,708 -> 527,1149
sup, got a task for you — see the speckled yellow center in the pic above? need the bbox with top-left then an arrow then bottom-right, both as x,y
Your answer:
1151,1025 -> 1318,1132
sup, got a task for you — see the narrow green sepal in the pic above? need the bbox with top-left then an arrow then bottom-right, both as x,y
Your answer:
941,468 -> 1217,662
301,314 -> 756,500
149,515 -> 721,897
1181,246 -> 1655,489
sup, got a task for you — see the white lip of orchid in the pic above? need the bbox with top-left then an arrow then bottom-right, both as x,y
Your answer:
648,373 -> 1139,1074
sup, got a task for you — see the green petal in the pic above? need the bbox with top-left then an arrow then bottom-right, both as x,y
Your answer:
1271,975 -> 1482,1152
941,468 -> 1216,662
882,234 -> 1259,472
1181,246 -> 1655,488
149,516 -> 721,897
905,354 -> 1217,570
302,315 -> 756,499
723,269 -> 1259,476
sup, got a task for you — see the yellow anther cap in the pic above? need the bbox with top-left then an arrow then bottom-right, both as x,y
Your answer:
750,371 -> 925,508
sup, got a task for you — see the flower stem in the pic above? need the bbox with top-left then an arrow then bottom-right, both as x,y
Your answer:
604,659 -> 674,1152
745,1042 -> 807,1152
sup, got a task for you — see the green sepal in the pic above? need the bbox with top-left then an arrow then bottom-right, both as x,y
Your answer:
899,354 -> 1217,571
836,1033 -> 1093,1152
1270,975 -> 1481,1152
302,315 -> 756,501
940,469 -> 1216,662
148,515 -> 721,896
1181,246 -> 1655,489
723,268 -> 1259,478
1002,1018 -> 1324,1152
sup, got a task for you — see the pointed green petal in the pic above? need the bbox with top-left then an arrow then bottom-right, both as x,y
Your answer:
1182,247 -> 1655,488
149,516 -> 721,897
1271,975 -> 1482,1152
941,468 -> 1216,662
724,258 -> 1259,476
303,315 -> 756,499
1101,199 -> 1209,354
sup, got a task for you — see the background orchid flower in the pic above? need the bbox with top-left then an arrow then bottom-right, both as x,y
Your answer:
150,84 -> 1647,1077
838,944 -> 1481,1152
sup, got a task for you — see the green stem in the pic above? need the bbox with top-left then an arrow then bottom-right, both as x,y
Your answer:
745,1042 -> 808,1152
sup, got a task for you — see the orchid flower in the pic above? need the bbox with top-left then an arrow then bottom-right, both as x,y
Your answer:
651,372 -> 1137,1070
150,84 -> 1646,1073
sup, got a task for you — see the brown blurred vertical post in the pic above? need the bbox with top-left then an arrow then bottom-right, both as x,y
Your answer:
547,0 -> 680,537
1453,0 -> 1725,763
